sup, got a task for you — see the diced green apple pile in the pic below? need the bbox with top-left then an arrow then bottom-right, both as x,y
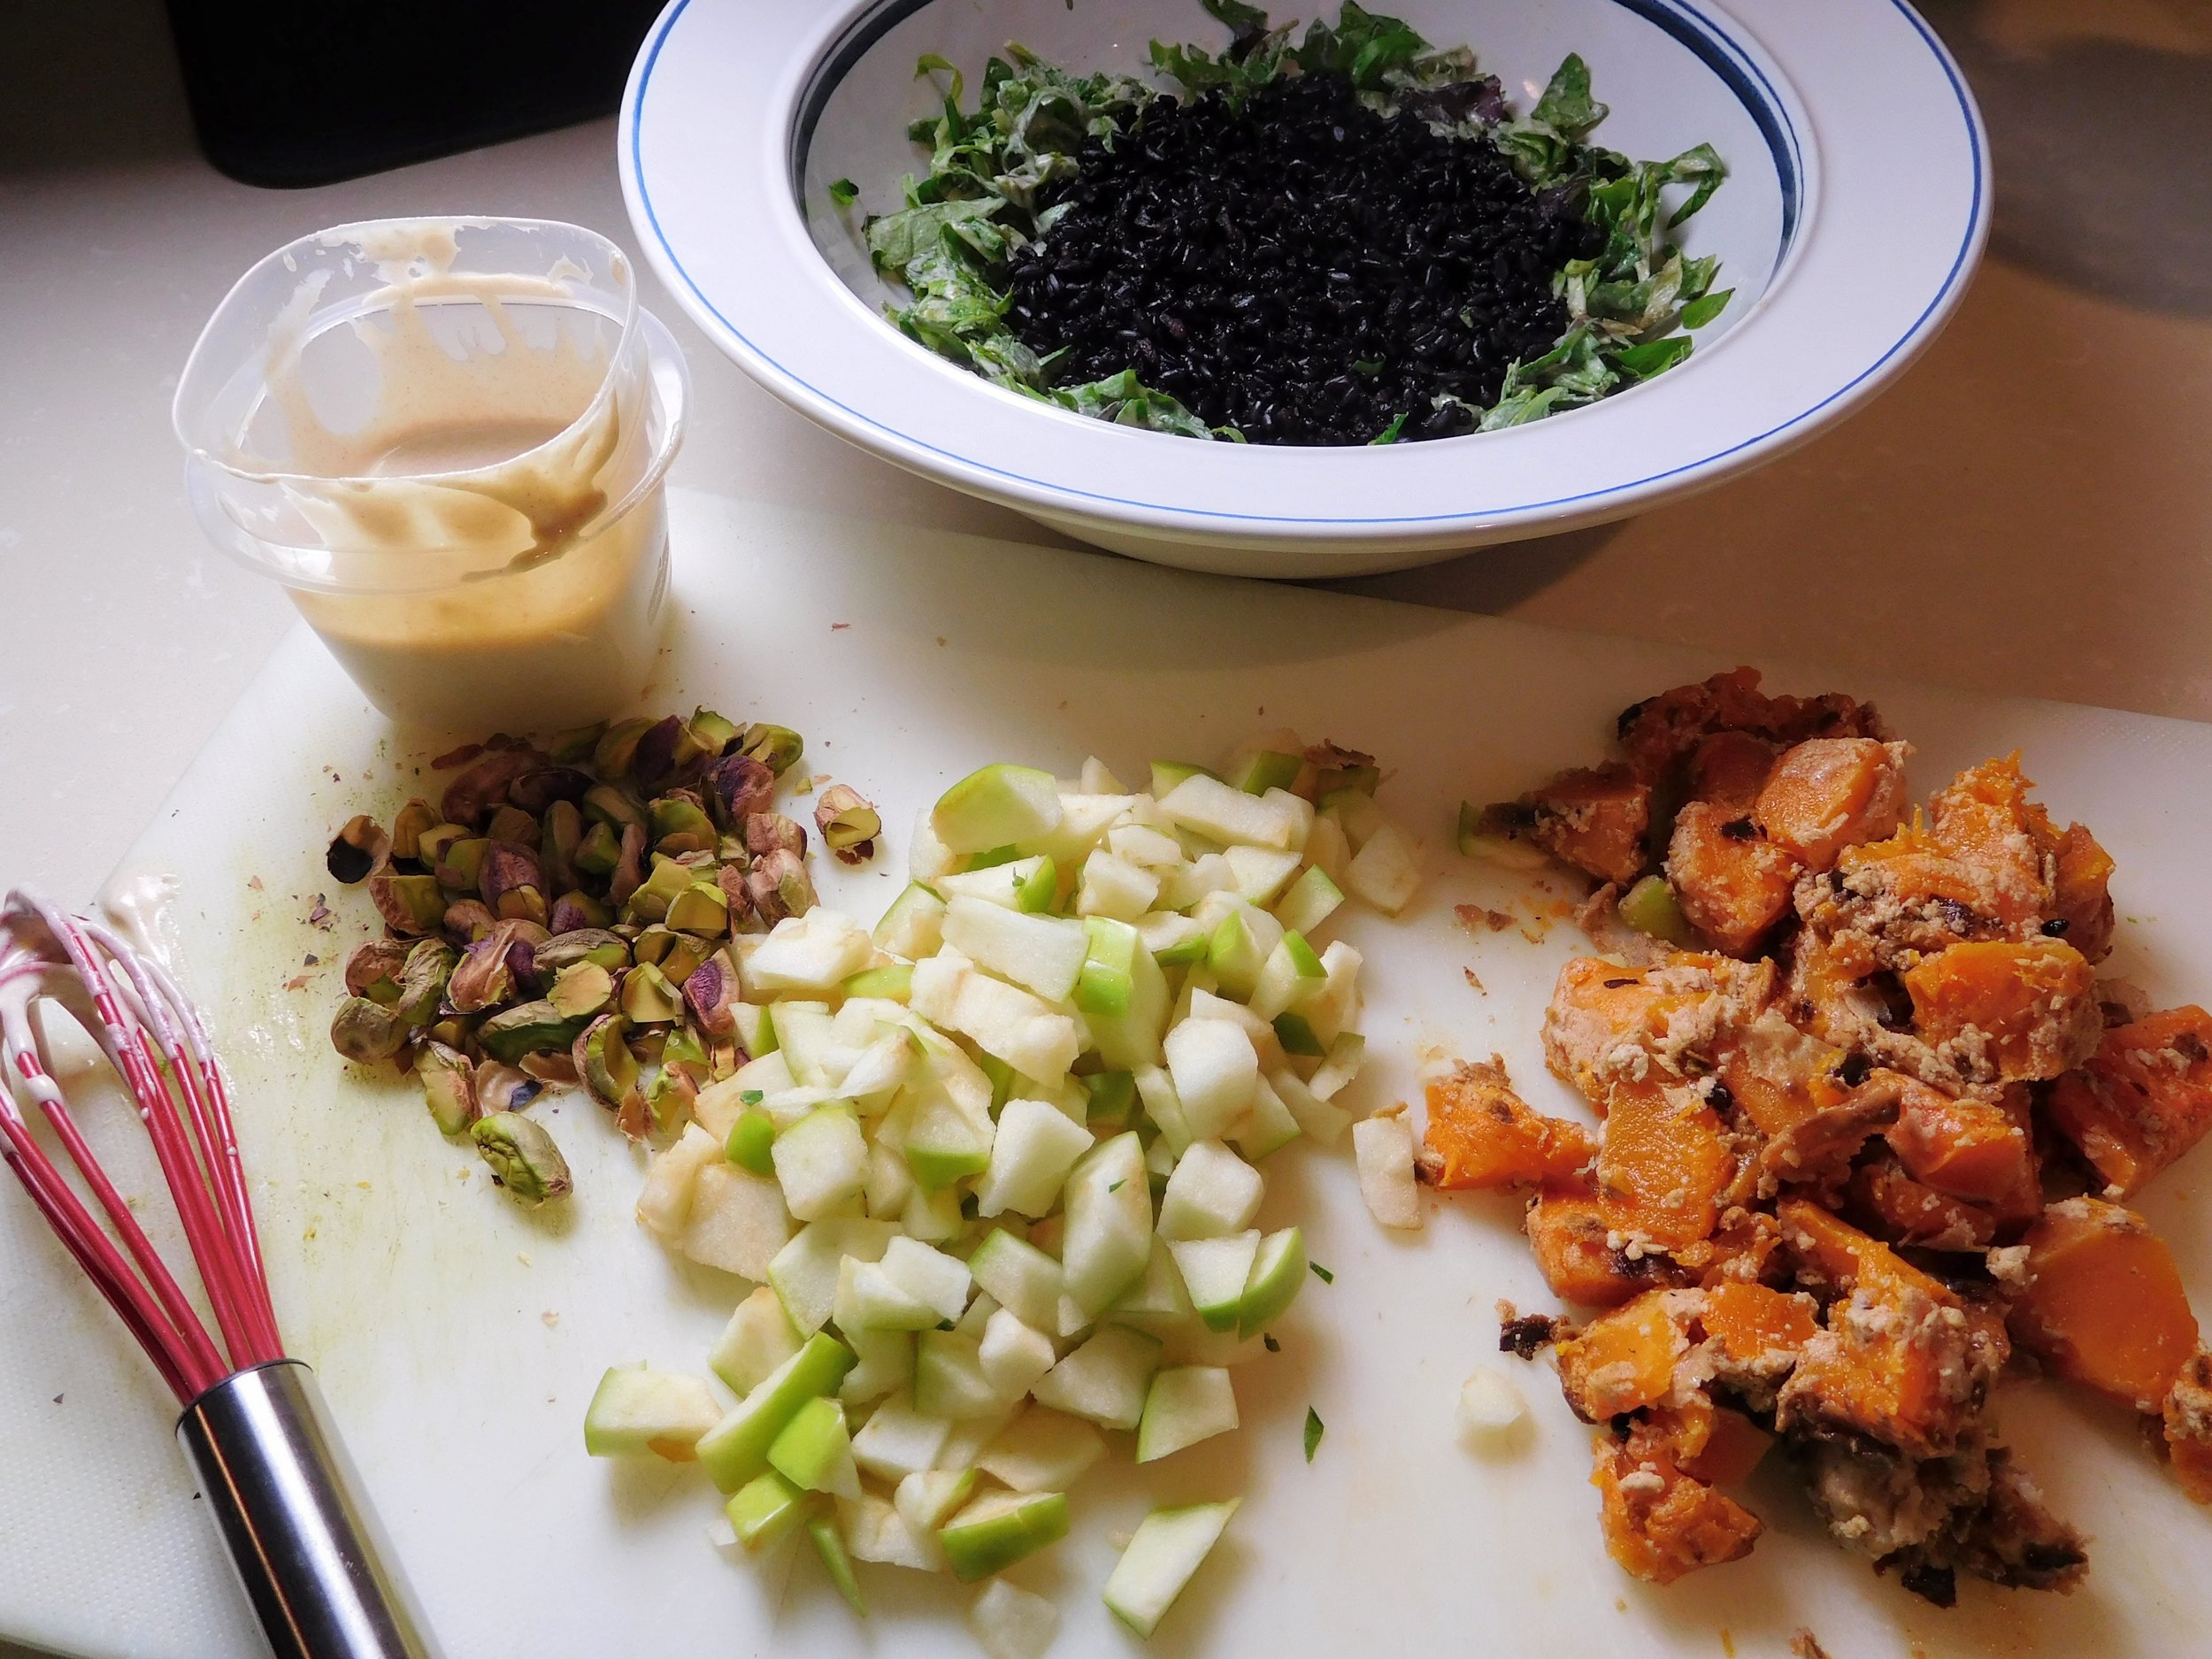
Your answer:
584,737 -> 1423,1650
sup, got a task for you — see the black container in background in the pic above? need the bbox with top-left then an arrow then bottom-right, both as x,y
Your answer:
165,0 -> 667,188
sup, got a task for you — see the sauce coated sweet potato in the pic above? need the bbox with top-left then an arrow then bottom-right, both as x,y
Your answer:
1901,938 -> 2101,1085
1418,1060 -> 1597,1191
1542,953 -> 1772,1107
1556,1289 -> 1694,1421
2009,1198 -> 2200,1414
2045,1006 -> 2212,1198
1666,803 -> 1800,956
1754,738 -> 1910,872
1525,764 -> 1653,887
1593,1078 -> 1738,1251
1882,1074 -> 2037,1207
2164,1350 -> 2212,1504
1716,1009 -> 1850,1138
1592,1440 -> 1763,1585
1525,1180 -> 1660,1309
1687,731 -> 1778,810
1699,1279 -> 1818,1368
1845,1154 -> 1998,1252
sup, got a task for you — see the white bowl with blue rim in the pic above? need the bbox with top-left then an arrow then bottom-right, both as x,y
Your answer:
621,0 -> 1985,578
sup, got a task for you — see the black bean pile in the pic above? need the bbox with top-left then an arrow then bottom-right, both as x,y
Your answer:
1005,72 -> 1603,444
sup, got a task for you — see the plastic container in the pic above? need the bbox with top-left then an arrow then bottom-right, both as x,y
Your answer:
173,218 -> 689,733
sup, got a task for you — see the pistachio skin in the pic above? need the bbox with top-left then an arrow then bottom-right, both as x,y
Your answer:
331,996 -> 412,1064
471,1110 -> 571,1203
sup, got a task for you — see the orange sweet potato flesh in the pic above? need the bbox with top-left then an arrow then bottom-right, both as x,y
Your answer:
1688,732 -> 1778,810
1594,1078 -> 1738,1251
1925,756 -> 2057,930
2044,1007 -> 2212,1199
2163,1350 -> 2212,1504
1700,1280 -> 1818,1366
1882,1075 -> 2036,1206
1556,1290 -> 1689,1421
1717,1010 -> 1849,1139
1754,738 -> 1909,872
1777,1196 -> 1953,1302
1901,938 -> 2100,1084
1526,763 -> 1653,887
1526,1180 -> 1657,1309
1666,803 -> 1801,956
1592,1440 -> 1763,1585
1419,1061 -> 1596,1191
1846,1154 -> 1998,1251
2009,1198 -> 2200,1413
1543,953 -> 1772,1109
1682,1407 -> 1776,1487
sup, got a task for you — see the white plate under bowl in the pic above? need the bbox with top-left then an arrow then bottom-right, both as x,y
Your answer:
620,0 -> 1985,576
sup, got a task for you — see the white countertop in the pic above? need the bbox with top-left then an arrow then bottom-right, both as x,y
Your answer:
1,2 -> 2209,1648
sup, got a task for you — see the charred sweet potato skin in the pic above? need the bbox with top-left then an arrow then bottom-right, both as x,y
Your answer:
1418,1061 -> 1596,1191
1666,803 -> 1801,957
1525,764 -> 1653,887
2009,1198 -> 2200,1414
1754,738 -> 1910,872
1591,1440 -> 1763,1585
2045,1006 -> 2212,1198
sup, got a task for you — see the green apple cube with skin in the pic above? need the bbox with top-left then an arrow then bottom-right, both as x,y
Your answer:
1304,941 -> 1364,1046
1136,909 -> 1207,963
742,910 -> 876,997
904,1180 -> 966,1243
1204,903 -> 1284,1000
879,1234 -> 974,1323
852,1393 -> 953,1484
582,1364 -> 724,1459
724,1107 -> 778,1176
838,1492 -> 938,1571
1136,1366 -> 1239,1463
873,881 -> 949,957
711,1286 -> 803,1395
837,1029 -> 918,1106
1079,756 -> 1127,793
1164,1018 -> 1258,1141
1307,1031 -> 1367,1102
1157,1140 -> 1264,1240
1266,1066 -> 1351,1147
1159,774 -> 1308,850
1083,935 -> 1170,1071
768,1394 -> 861,1497
1229,1074 -> 1304,1163
896,1466 -> 979,1542
1271,863 -> 1344,938
1029,1325 -> 1161,1430
975,1098 -> 1094,1218
937,855 -> 1056,912
902,1089 -> 996,1192
1060,1132 -> 1152,1315
978,1405 -> 1107,1493
724,1048 -> 795,1107
834,1256 -> 938,1333
680,1162 -> 792,1281
1247,932 -> 1327,1022
1133,1064 -> 1194,1156
1073,916 -> 1138,1016
1321,788 -> 1386,849
1168,1232 -> 1262,1333
769,1217 -> 899,1335
934,1406 -> 1019,1472
1225,843 -> 1303,907
1236,1226 -> 1306,1337
1106,1236 -> 1196,1336
770,1104 -> 868,1221
978,1308 -> 1059,1397
942,895 -> 1087,1002
726,1469 -> 816,1553
841,964 -> 913,1002
970,1578 -> 1060,1659
809,1514 -> 867,1615
1076,849 -> 1161,922
634,1123 -> 723,1242
939,1489 -> 1071,1583
933,764 -> 1064,854
915,1330 -> 1005,1420
1102,1500 -> 1240,1637
839,1328 -> 915,1407
968,1229 -> 1064,1332
696,1332 -> 856,1492
1354,1113 -> 1423,1230
1302,813 -> 1352,883
764,1002 -> 838,1087
1343,818 -> 1422,915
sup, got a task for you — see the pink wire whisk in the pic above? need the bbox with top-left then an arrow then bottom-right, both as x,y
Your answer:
1,888 -> 439,1659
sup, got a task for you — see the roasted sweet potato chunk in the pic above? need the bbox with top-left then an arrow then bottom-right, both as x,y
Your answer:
1594,1078 -> 1738,1251
1778,1279 -> 2006,1462
1556,1289 -> 1694,1421
1686,731 -> 1778,810
1845,1155 -> 1997,1251
1418,1060 -> 1596,1190
1883,1074 -> 2036,1205
1699,1279 -> 1817,1370
1716,1009 -> 1849,1139
1754,738 -> 1910,872
1901,938 -> 2101,1085
1526,1180 -> 1662,1309
1777,1197 -> 1953,1302
2044,1006 -> 2212,1198
1666,803 -> 1800,956
2027,812 -> 2116,963
1525,764 -> 1653,887
2009,1198 -> 2200,1414
2163,1350 -> 2212,1504
1592,1440 -> 1763,1585
1543,953 -> 1772,1106
1925,756 -> 2056,930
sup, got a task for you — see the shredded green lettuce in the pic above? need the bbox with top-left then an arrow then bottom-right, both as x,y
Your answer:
851,5 -> 1729,442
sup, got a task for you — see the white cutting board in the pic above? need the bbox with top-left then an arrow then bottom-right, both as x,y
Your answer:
4,488 -> 2210,1659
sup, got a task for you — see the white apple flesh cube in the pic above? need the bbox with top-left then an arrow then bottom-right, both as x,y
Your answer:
1025,792 -> 1133,866
975,1098 -> 1094,1219
902,1178 -> 966,1242
915,1330 -> 1004,1420
635,1123 -> 722,1242
935,855 -> 1053,910
1247,932 -> 1327,1022
1156,852 -> 1239,912
897,1466 -> 979,1540
771,1104 -> 868,1221
977,1405 -> 1106,1493
1159,774 -> 1307,850
1060,1132 -> 1152,1316
910,807 -> 961,881
834,1256 -> 937,1332
681,1163 -> 793,1281
850,1394 -> 952,1483
912,954 -> 1080,1085
933,764 -> 1063,854
1134,1064 -> 1194,1156
839,1328 -> 915,1406
1167,1232 -> 1262,1333
942,896 -> 1088,1002
879,1234 -> 974,1323
1308,1031 -> 1367,1101
1164,1017 -> 1258,1141
1109,822 -> 1185,869
1205,902 -> 1283,1000
742,910 -> 876,997
838,1493 -> 936,1570
1106,1236 -> 1195,1336
1354,1113 -> 1422,1229
1029,1325 -> 1162,1430
768,1217 -> 898,1335
968,1229 -> 1064,1333
583,1365 -> 723,1458
978,1309 -> 1059,1398
1344,819 -> 1422,915
711,1286 -> 803,1395
1076,850 -> 1161,921
970,1578 -> 1060,1659
1157,1140 -> 1264,1240
1135,1365 -> 1239,1463
1299,814 -> 1353,884
873,881 -> 948,958
1102,1500 -> 1240,1638
1224,844 -> 1302,907
864,1139 -> 916,1219
1230,1074 -> 1304,1163
1267,1066 -> 1351,1146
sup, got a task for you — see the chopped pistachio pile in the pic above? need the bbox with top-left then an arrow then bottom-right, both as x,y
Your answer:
324,710 -> 878,1202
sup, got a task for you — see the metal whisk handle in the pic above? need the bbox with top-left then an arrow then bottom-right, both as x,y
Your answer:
176,1362 -> 441,1659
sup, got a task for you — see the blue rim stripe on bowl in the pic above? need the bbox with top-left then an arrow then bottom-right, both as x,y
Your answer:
631,0 -> 1984,530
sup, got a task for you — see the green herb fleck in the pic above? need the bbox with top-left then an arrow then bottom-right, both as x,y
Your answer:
829,178 -> 860,208
1680,288 -> 1734,329
1370,411 -> 1409,444
1107,1179 -> 1125,1193
1310,1261 -> 1334,1284
741,1089 -> 764,1105
1303,1407 -> 1325,1462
